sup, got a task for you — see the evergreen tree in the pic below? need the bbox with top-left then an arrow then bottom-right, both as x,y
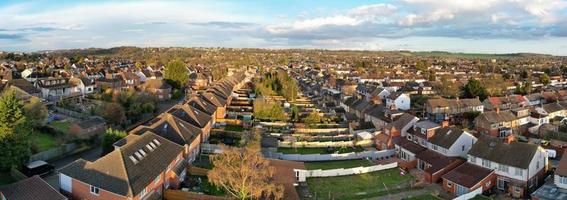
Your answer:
101,128 -> 127,155
0,91 -> 31,170
164,60 -> 189,89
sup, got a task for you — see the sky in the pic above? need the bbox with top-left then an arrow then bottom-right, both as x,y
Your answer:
1,0 -> 567,55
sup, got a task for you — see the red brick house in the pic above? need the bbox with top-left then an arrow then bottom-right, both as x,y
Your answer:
69,118 -> 107,139
59,132 -> 185,200
442,162 -> 496,196
416,150 -> 465,183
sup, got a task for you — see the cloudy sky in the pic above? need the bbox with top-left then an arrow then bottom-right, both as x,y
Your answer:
1,0 -> 567,55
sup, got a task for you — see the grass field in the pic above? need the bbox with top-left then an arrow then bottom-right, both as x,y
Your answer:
31,132 -> 60,152
306,168 -> 413,200
305,159 -> 374,170
277,146 -> 365,154
224,125 -> 244,132
189,175 -> 225,196
49,121 -> 71,134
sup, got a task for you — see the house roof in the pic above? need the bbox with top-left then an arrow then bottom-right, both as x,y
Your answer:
385,113 -> 417,132
468,139 -> 539,169
429,127 -> 467,149
0,176 -> 66,200
59,132 -> 183,197
475,110 -> 516,124
396,139 -> 427,155
6,79 -> 40,94
556,151 -> 567,177
416,150 -> 462,174
442,162 -> 494,188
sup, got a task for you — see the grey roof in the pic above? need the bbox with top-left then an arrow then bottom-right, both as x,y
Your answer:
429,127 -> 466,149
0,176 -> 67,200
468,139 -> 539,169
414,120 -> 440,130
60,132 -> 183,197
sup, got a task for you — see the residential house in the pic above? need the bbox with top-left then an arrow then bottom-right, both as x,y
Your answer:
427,127 -> 478,158
4,79 -> 41,102
385,92 -> 410,110
474,110 -> 518,138
483,95 -> 528,111
69,117 -> 107,139
416,149 -> 465,183
467,139 -> 548,198
407,120 -> 442,147
442,162 -> 496,196
35,78 -> 77,101
375,113 -> 418,150
120,71 -> 141,89
69,77 -> 96,96
139,79 -> 172,101
0,175 -> 67,200
531,152 -> 567,200
426,98 -> 483,123
59,132 -> 186,200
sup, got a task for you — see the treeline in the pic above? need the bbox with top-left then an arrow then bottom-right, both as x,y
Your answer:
254,69 -> 298,102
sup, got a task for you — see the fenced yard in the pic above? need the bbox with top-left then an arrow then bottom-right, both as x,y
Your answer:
277,146 -> 365,155
305,168 -> 413,200
304,159 -> 374,170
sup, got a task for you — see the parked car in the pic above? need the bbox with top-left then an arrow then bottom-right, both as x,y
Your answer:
21,160 -> 55,177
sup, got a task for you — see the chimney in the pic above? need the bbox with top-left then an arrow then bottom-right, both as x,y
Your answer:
441,120 -> 449,128
504,134 -> 515,144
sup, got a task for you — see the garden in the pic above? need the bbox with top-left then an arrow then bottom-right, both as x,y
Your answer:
305,168 -> 414,200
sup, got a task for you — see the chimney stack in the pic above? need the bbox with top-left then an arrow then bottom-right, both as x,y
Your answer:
441,120 -> 449,128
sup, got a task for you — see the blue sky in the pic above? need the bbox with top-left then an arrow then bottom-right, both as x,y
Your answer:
1,0 -> 567,55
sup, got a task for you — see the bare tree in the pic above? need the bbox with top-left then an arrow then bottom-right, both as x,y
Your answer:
208,145 -> 283,200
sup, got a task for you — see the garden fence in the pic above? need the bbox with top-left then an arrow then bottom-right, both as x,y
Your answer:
294,162 -> 398,182
452,187 -> 482,200
278,139 -> 373,148
29,143 -> 79,162
264,149 -> 395,161
53,106 -> 90,120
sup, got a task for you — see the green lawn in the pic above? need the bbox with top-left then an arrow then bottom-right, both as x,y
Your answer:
49,121 -> 71,134
404,194 -> 443,200
277,146 -> 365,154
0,172 -> 15,186
470,195 -> 492,200
306,168 -> 413,200
305,159 -> 374,170
31,132 -> 59,152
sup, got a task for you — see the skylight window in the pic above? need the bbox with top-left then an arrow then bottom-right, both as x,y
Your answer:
146,144 -> 154,151
139,149 -> 147,156
153,139 -> 161,145
134,152 -> 143,160
129,155 -> 138,164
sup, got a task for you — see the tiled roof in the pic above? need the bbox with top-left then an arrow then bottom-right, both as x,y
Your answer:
0,176 -> 66,200
468,139 -> 539,169
442,162 -> 494,188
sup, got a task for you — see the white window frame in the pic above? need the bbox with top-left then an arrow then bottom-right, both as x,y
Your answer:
90,185 -> 100,196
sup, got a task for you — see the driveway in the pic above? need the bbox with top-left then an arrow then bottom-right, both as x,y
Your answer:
43,146 -> 102,189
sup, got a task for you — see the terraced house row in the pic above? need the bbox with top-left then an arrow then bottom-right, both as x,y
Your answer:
58,71 -> 248,200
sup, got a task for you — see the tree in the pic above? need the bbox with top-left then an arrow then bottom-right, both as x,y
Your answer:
462,79 -> 487,100
100,103 -> 125,125
164,60 -> 189,89
208,145 -> 283,200
304,111 -> 322,128
540,74 -> 550,85
101,128 -> 127,155
0,90 -> 31,170
290,105 -> 299,122
23,97 -> 48,128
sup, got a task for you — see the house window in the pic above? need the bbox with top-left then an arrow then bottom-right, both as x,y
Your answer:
482,159 -> 491,168
140,188 -> 147,197
462,145 -> 465,152
515,168 -> 523,176
560,176 -> 567,185
498,164 -> 509,173
90,186 -> 100,196
447,181 -> 453,188
469,156 -> 476,163
154,175 -> 161,185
